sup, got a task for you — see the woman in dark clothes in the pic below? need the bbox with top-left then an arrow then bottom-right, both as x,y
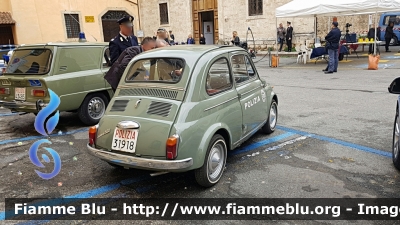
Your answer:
385,22 -> 395,52
231,31 -> 240,46
199,34 -> 206,44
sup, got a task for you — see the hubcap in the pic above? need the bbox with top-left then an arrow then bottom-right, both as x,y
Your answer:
394,115 -> 399,159
207,140 -> 226,181
269,103 -> 277,129
88,97 -> 105,120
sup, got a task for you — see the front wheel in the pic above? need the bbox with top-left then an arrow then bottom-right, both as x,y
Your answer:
195,134 -> 227,187
78,93 -> 108,126
392,112 -> 400,170
261,99 -> 278,134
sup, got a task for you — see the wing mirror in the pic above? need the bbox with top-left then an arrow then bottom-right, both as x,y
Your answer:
388,77 -> 400,94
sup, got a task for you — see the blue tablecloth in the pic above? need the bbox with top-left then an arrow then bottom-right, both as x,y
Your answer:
310,46 -> 348,59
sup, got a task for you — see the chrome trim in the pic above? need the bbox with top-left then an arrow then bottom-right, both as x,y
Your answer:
1,100 -> 48,110
86,144 -> 193,170
117,121 -> 140,129
234,120 -> 267,147
204,97 -> 238,112
118,84 -> 185,91
241,86 -> 261,96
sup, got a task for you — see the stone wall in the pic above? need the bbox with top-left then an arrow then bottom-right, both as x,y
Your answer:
139,0 -> 382,51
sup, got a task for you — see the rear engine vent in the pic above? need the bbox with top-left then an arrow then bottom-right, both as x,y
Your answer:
147,101 -> 172,117
110,100 -> 129,112
119,88 -> 178,100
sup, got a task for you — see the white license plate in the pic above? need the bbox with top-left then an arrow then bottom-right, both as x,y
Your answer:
111,128 -> 138,153
15,87 -> 26,100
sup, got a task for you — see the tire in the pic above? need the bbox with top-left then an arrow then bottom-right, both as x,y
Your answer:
195,134 -> 227,187
78,93 -> 108,126
390,36 -> 398,46
392,110 -> 400,170
262,99 -> 278,134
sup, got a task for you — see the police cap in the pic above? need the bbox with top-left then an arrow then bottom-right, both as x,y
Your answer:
117,15 -> 134,26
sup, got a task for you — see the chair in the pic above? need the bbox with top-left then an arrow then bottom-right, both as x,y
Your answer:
297,44 -> 308,64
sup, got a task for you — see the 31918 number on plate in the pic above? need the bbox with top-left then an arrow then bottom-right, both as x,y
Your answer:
111,128 -> 138,153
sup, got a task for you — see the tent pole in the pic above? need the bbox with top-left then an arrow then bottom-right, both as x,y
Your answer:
374,12 -> 377,55
276,17 -> 278,55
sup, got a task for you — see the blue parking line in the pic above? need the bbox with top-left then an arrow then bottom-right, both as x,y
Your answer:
0,176 -> 150,220
0,112 -> 18,117
229,132 -> 296,156
0,128 -> 89,145
277,126 -> 391,158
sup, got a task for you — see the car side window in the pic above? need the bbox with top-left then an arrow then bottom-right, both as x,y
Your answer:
231,54 -> 249,84
103,47 -> 111,68
55,47 -> 102,75
245,56 -> 256,77
206,58 -> 232,95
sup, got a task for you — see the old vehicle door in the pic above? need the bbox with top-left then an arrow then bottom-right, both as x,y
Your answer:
230,52 -> 266,136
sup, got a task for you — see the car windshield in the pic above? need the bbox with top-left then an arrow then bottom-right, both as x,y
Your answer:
5,49 -> 52,74
125,58 -> 185,83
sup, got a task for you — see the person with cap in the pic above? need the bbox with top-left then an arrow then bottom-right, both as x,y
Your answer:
109,15 -> 139,65
323,21 -> 342,74
105,37 -> 155,92
286,21 -> 293,52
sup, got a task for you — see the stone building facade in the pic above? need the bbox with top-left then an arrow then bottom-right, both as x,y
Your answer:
138,0 -> 376,50
0,0 -> 140,44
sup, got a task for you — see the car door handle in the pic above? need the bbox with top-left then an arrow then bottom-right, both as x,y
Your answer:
237,93 -> 242,99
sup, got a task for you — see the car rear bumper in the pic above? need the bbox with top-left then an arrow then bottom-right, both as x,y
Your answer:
86,144 -> 193,171
0,100 -> 47,112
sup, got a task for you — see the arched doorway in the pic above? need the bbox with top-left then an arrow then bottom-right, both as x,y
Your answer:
192,0 -> 218,44
101,10 -> 131,42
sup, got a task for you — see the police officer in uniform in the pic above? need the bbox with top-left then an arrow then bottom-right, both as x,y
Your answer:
109,15 -> 139,65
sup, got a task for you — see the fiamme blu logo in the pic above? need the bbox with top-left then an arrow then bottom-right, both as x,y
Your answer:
29,89 -> 62,180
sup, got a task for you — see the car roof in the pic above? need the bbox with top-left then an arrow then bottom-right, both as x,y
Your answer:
15,42 -> 108,48
134,45 -> 246,61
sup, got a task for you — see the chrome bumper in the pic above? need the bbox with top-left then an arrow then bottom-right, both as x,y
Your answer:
0,100 -> 47,111
86,144 -> 193,171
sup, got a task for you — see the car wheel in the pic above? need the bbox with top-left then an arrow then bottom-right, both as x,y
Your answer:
195,134 -> 227,187
390,36 -> 398,46
262,99 -> 278,134
392,111 -> 400,170
78,93 -> 108,126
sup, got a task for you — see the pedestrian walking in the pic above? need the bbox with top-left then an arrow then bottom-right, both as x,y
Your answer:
286,22 -> 293,52
323,22 -> 341,74
385,22 -> 395,52
109,15 -> 139,65
277,23 -> 286,52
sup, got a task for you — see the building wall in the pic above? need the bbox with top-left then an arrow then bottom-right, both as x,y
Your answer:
0,0 -> 12,11
8,0 -> 139,44
139,0 -> 193,42
139,0 -> 376,50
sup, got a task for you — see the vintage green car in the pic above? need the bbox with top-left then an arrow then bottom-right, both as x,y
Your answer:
0,42 -> 113,125
87,45 -> 278,187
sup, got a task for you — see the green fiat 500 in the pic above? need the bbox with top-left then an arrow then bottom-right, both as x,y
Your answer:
0,42 -> 113,125
87,45 -> 278,187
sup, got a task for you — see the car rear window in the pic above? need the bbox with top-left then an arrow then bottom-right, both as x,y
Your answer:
5,49 -> 52,74
125,58 -> 185,83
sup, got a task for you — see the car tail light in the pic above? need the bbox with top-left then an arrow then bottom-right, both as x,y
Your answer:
0,87 -> 9,95
1,68 -> 5,73
166,134 -> 179,160
32,89 -> 46,97
89,125 -> 98,146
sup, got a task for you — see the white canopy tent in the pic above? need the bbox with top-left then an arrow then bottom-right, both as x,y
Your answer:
275,0 -> 400,56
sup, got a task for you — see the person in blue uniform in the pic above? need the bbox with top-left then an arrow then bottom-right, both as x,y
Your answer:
109,15 -> 139,65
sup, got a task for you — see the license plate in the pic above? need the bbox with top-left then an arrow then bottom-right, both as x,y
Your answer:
111,128 -> 138,153
15,87 -> 26,100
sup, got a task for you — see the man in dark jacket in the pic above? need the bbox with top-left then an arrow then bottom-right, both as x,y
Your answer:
109,15 -> 139,65
368,25 -> 381,54
286,21 -> 293,52
385,22 -> 395,52
104,37 -> 156,92
324,22 -> 341,74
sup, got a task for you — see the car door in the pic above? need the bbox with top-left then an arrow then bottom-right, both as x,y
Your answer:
102,46 -> 112,88
230,52 -> 265,136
